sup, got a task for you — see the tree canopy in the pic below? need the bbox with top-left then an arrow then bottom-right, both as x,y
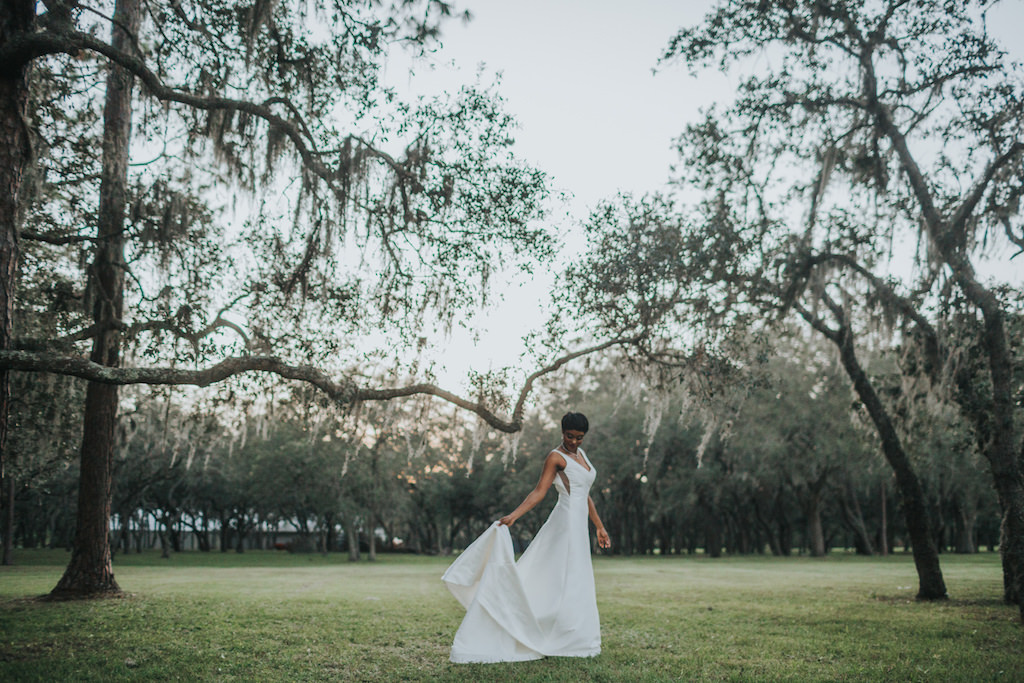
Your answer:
569,0 -> 1023,612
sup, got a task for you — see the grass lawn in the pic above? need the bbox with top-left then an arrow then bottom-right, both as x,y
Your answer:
1,549 -> 1020,681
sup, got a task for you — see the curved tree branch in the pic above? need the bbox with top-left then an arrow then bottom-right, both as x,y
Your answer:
803,252 -> 937,335
792,300 -> 841,343
125,316 -> 250,353
508,335 -> 642,424
0,336 -> 638,433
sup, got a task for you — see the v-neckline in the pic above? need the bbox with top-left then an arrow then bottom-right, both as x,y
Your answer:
560,447 -> 591,472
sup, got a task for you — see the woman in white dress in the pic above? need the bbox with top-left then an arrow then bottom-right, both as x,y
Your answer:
442,412 -> 611,663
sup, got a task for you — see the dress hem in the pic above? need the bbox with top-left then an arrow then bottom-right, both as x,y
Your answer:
450,647 -> 600,664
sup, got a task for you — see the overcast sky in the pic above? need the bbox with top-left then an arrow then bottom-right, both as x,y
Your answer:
383,1 -> 1024,390
385,1 -> 723,386
393,1 -> 720,213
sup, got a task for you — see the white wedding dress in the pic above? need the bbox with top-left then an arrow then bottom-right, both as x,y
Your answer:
442,448 -> 601,663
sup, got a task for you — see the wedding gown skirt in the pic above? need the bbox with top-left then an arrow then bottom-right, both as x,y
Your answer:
443,450 -> 601,663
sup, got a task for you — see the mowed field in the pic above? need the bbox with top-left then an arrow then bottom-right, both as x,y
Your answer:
1,550 -> 1020,682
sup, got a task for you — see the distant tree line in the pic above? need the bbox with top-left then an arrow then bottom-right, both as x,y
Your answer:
4,329 -> 1000,560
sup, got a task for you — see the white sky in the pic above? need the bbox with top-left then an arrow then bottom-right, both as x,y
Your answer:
386,1 -> 723,387
383,1 -> 1024,392
395,1 -> 721,212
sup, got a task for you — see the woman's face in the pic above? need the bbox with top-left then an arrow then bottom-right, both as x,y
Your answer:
562,429 -> 585,452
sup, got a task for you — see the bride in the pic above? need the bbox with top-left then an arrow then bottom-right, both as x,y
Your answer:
442,412 -> 611,663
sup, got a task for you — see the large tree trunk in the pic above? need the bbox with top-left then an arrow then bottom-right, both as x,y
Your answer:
0,0 -> 34,568
872,68 -> 1024,617
968,305 -> 1024,615
940,284 -> 1024,614
835,325 -> 946,599
49,0 -> 139,599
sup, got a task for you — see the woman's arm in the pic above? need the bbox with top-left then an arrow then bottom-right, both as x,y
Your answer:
498,451 -> 564,527
588,496 -> 611,549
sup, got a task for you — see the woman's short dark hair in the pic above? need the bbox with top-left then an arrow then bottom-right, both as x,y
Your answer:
561,412 -> 589,433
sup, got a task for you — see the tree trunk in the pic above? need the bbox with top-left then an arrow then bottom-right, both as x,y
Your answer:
2,473 -> 14,564
835,326 -> 946,599
752,490 -> 781,556
754,502 -> 782,556
49,0 -> 139,599
197,516 -> 211,552
199,515 -> 209,552
657,517 -> 674,555
775,496 -> 793,557
159,527 -> 170,559
704,511 -> 722,558
50,381 -> 124,597
839,480 -> 875,556
113,509 -> 131,558
0,0 -> 34,569
953,499 -> 977,554
962,306 -> 1024,615
219,511 -> 229,551
805,493 -> 826,558
325,514 -> 338,553
235,515 -> 247,553
878,479 -> 889,556
346,518 -> 360,562
169,513 -> 181,552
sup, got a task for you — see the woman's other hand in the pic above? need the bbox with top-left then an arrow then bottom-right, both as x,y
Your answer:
498,514 -> 515,527
596,528 -> 611,549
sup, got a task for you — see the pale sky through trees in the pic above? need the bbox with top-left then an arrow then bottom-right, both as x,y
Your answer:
404,1 -> 720,212
384,0 -> 1024,390
385,1 -> 720,387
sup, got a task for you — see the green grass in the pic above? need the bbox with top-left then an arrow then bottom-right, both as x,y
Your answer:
1,550 -> 1020,682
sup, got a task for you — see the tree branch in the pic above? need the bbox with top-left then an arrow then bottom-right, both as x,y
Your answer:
508,335 -> 642,424
2,27 -> 436,194
792,300 -> 840,342
805,252 -> 937,336
3,27 -> 353,203
950,141 -> 1024,236
20,229 -> 95,245
124,316 -> 250,353
0,337 -> 638,433
861,56 -> 945,237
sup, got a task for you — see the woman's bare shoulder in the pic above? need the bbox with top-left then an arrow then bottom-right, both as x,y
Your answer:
545,449 -> 567,468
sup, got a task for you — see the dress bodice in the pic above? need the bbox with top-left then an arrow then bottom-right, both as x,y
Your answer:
552,447 -> 596,501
